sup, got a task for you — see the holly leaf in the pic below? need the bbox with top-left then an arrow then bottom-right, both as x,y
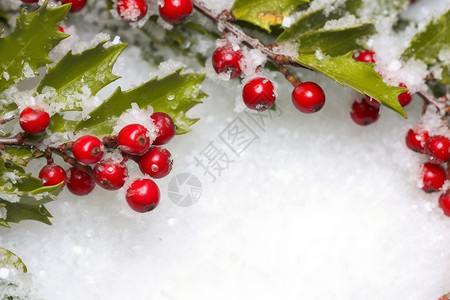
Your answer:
276,0 -> 363,42
297,23 -> 376,57
74,69 -> 207,135
297,52 -> 407,117
0,2 -> 70,94
441,65 -> 450,85
38,41 -> 127,110
0,247 -> 27,273
1,147 -> 44,167
232,0 -> 310,32
401,9 -> 450,64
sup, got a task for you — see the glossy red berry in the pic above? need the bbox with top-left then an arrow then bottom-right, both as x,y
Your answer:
19,106 -> 50,135
117,0 -> 148,22
439,191 -> 450,217
212,46 -> 243,79
364,96 -> 380,108
350,98 -> 380,126
93,159 -> 128,190
159,0 -> 193,24
398,83 -> 412,107
424,135 -> 450,164
242,78 -> 276,111
58,26 -> 65,33
39,164 -> 67,187
405,128 -> 429,153
126,179 -> 160,213
151,112 -> 175,145
67,167 -> 95,196
72,135 -> 104,165
62,0 -> 87,12
139,147 -> 173,179
354,50 -> 376,63
117,124 -> 151,155
421,163 -> 446,193
292,81 -> 326,113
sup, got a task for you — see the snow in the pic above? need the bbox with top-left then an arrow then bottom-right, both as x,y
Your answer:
1,0 -> 450,300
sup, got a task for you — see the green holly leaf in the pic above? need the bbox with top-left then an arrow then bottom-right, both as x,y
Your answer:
401,9 -> 450,64
232,0 -> 310,32
38,41 -> 127,110
48,113 -> 78,133
1,147 -> 44,167
297,52 -> 407,118
441,65 -> 450,85
0,247 -> 27,273
0,2 -> 70,94
276,0 -> 363,42
74,69 -> 207,136
297,23 -> 376,57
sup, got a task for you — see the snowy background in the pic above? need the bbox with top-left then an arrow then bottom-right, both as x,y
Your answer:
1,0 -> 450,299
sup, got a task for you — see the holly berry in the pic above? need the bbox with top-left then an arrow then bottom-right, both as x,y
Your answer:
139,147 -> 173,179
212,46 -> 243,79
67,167 -> 95,196
364,96 -> 380,108
72,135 -> 104,165
292,81 -> 326,114
424,135 -> 450,164
62,0 -> 87,12
93,159 -> 128,190
242,77 -> 276,111
117,124 -> 151,155
126,179 -> 160,213
421,163 -> 446,193
21,0 -> 38,3
58,26 -> 65,33
439,191 -> 450,217
398,83 -> 412,107
39,164 -> 67,187
405,128 -> 429,153
159,0 -> 193,24
19,106 -> 50,135
117,0 -> 148,22
151,112 -> 175,145
350,98 -> 380,126
354,50 -> 376,63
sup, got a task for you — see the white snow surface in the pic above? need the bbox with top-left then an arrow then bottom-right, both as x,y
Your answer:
1,0 -> 450,299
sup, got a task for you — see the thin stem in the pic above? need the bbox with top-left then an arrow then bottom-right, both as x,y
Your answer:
0,115 -> 15,125
417,91 -> 445,114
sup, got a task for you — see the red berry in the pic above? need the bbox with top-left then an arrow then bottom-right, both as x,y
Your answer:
212,46 -> 243,79
58,26 -> 65,33
364,96 -> 380,108
67,167 -> 95,196
39,164 -> 67,187
292,81 -> 326,114
424,135 -> 450,164
126,179 -> 160,213
117,124 -> 151,155
117,0 -> 148,22
242,77 -> 276,111
72,135 -> 104,165
439,191 -> 450,217
19,106 -> 50,135
139,147 -> 173,179
93,159 -> 128,190
159,0 -> 193,24
398,83 -> 412,107
354,50 -> 376,63
151,112 -> 175,145
21,0 -> 38,3
350,98 -> 380,126
62,0 -> 87,12
405,128 -> 429,153
421,163 -> 446,193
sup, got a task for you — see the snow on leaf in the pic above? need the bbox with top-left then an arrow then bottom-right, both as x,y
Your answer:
0,247 -> 27,273
296,52 -> 407,118
297,23 -> 376,57
232,0 -> 310,32
0,2 -> 70,94
401,9 -> 450,65
75,69 -> 206,136
38,41 -> 126,110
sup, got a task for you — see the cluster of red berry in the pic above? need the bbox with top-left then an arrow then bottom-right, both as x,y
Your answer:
405,126 -> 450,217
350,50 -> 412,126
115,0 -> 193,23
18,106 -> 175,213
211,44 -> 327,114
